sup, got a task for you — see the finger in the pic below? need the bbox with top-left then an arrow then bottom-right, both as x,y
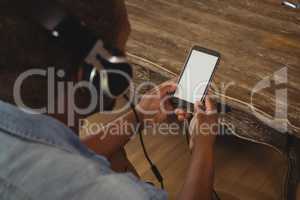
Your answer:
194,101 -> 205,113
175,108 -> 186,115
177,112 -> 189,120
175,109 -> 188,121
147,81 -> 175,95
194,101 -> 200,113
159,82 -> 177,96
177,115 -> 186,121
205,96 -> 216,112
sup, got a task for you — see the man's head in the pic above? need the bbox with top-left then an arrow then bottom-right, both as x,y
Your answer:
0,0 -> 131,130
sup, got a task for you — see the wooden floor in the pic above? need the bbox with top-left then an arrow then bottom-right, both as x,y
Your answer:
125,132 -> 287,200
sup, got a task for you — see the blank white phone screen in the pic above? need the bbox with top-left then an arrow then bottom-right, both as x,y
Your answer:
174,50 -> 218,104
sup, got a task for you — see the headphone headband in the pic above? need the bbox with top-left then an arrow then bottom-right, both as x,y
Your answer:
21,0 -> 133,99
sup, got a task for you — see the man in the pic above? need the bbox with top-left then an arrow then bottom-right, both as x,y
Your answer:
0,0 -> 218,199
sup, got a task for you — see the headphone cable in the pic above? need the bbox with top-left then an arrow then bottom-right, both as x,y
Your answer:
123,94 -> 164,189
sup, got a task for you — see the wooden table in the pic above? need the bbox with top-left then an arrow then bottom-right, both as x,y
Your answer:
125,0 -> 300,199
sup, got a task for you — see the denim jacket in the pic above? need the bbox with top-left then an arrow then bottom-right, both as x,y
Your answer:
0,100 -> 167,200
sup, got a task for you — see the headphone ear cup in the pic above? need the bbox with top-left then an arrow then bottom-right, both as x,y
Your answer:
107,62 -> 133,96
79,63 -> 117,111
96,55 -> 133,97
81,63 -> 101,91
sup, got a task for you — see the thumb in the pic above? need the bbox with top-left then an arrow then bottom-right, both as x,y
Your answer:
159,82 -> 177,97
194,101 -> 205,114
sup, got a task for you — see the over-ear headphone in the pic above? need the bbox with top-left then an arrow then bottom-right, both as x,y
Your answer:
19,0 -> 133,107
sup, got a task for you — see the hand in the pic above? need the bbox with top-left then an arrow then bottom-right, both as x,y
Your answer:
136,81 -> 177,123
189,97 -> 219,151
175,108 -> 191,122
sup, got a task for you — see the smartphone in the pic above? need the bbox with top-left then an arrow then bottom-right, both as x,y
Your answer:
172,46 -> 221,112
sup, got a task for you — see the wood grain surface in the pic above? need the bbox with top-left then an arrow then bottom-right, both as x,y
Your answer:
125,130 -> 288,200
125,0 -> 300,137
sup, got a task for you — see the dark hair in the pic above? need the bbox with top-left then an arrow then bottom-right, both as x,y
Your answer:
0,0 -> 121,72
